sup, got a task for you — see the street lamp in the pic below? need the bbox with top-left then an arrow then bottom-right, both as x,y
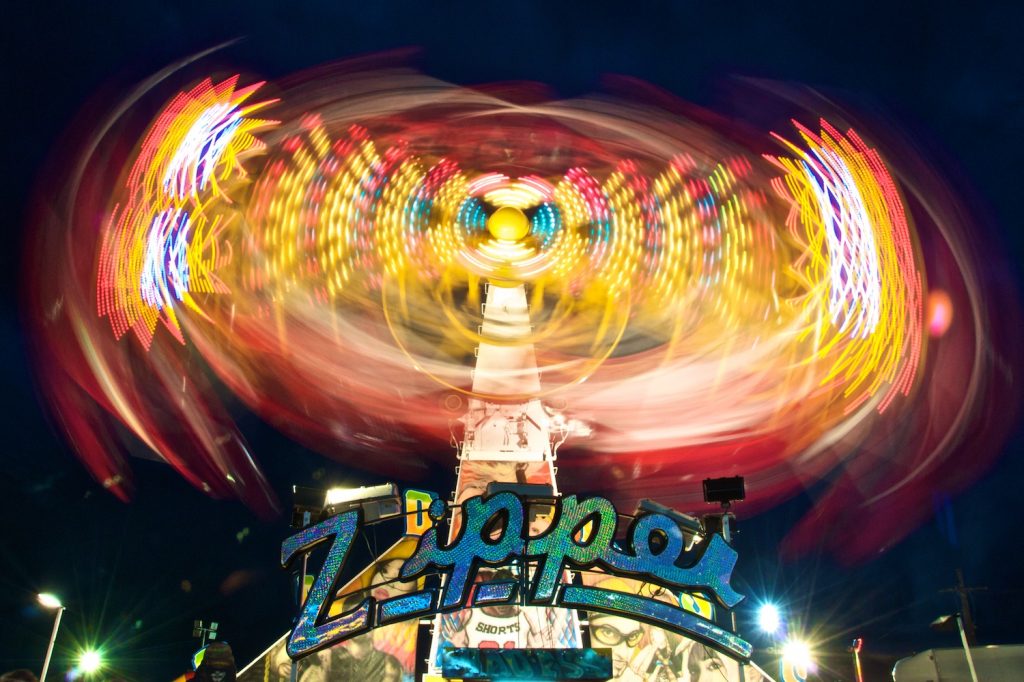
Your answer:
849,638 -> 864,682
36,593 -> 66,682
930,613 -> 980,682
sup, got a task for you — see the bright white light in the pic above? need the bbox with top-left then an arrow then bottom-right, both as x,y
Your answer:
758,603 -> 782,633
324,483 -> 396,508
79,650 -> 102,673
782,638 -> 813,669
37,593 -> 62,609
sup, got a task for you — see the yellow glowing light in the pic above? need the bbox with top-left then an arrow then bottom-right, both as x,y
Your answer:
486,206 -> 530,241
782,638 -> 813,669
79,649 -> 103,673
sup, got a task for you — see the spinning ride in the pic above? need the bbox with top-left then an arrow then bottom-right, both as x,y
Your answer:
24,58 -> 1011,681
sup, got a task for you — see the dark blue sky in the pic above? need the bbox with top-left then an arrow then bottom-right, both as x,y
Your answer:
2,2 -> 1023,680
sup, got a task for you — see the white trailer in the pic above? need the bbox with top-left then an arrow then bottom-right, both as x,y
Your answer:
893,644 -> 1024,681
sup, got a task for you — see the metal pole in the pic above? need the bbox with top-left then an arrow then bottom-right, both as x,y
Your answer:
850,638 -> 864,682
728,610 -> 745,682
721,509 -> 744,682
956,614 -> 980,682
40,606 -> 65,682
288,516 -> 307,679
955,569 -> 979,646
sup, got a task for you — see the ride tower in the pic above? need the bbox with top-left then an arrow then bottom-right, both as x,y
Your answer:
424,205 -> 584,676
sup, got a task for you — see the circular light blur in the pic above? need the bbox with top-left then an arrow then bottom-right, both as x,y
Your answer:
79,650 -> 102,673
757,602 -> 782,633
927,289 -> 954,337
486,206 -> 531,241
782,638 -> 813,669
36,593 -> 62,609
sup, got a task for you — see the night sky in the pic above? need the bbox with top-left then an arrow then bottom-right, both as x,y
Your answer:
3,2 -> 1024,680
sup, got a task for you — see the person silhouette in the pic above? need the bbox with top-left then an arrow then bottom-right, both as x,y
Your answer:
0,671 -> 38,682
194,642 -> 236,682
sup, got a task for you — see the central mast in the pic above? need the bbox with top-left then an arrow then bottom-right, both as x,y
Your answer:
424,207 -> 582,676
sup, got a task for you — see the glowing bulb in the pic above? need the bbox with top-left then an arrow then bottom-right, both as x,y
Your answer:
486,206 -> 530,241
927,289 -> 953,337
757,603 -> 782,633
37,593 -> 62,609
79,649 -> 103,673
782,638 -> 813,669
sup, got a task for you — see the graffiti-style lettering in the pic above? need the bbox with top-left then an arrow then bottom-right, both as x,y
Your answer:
282,490 -> 750,660
280,511 -> 371,657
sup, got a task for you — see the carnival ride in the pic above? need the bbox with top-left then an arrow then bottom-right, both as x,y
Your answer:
24,57 -> 1010,680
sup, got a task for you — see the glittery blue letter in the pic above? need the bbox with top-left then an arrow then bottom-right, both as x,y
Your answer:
281,511 -> 371,657
400,492 -> 525,609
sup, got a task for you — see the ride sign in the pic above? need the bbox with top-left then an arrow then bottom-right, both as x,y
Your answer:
280,491 -> 750,662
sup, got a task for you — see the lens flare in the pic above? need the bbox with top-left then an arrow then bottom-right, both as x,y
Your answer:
79,649 -> 103,674
927,289 -> 954,337
757,603 -> 782,634
782,639 -> 812,668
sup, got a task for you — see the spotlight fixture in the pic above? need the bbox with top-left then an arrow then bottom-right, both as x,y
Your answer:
702,476 -> 746,505
757,603 -> 782,634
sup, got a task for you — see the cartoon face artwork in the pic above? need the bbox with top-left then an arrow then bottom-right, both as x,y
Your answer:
589,613 -> 651,681
329,636 -> 404,682
241,633 -> 404,682
686,644 -> 728,681
580,571 -> 751,682
677,641 -> 767,682
323,541 -> 421,679
266,637 -> 328,682
451,461 -> 553,534
591,614 -> 645,675
369,558 -> 418,601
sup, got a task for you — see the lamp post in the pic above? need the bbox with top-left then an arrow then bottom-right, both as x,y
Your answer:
930,613 -> 979,682
701,477 -> 746,682
37,593 -> 65,682
849,638 -> 864,682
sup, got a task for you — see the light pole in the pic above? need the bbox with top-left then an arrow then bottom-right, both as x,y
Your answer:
37,593 -> 65,682
954,614 -> 980,682
850,638 -> 864,682
930,613 -> 980,682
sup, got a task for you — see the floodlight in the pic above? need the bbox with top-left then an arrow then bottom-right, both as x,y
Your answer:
324,483 -> 399,508
702,476 -> 746,505
485,482 -> 556,500
782,638 -> 813,669
637,499 -> 703,536
757,603 -> 782,634
323,483 -> 401,522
